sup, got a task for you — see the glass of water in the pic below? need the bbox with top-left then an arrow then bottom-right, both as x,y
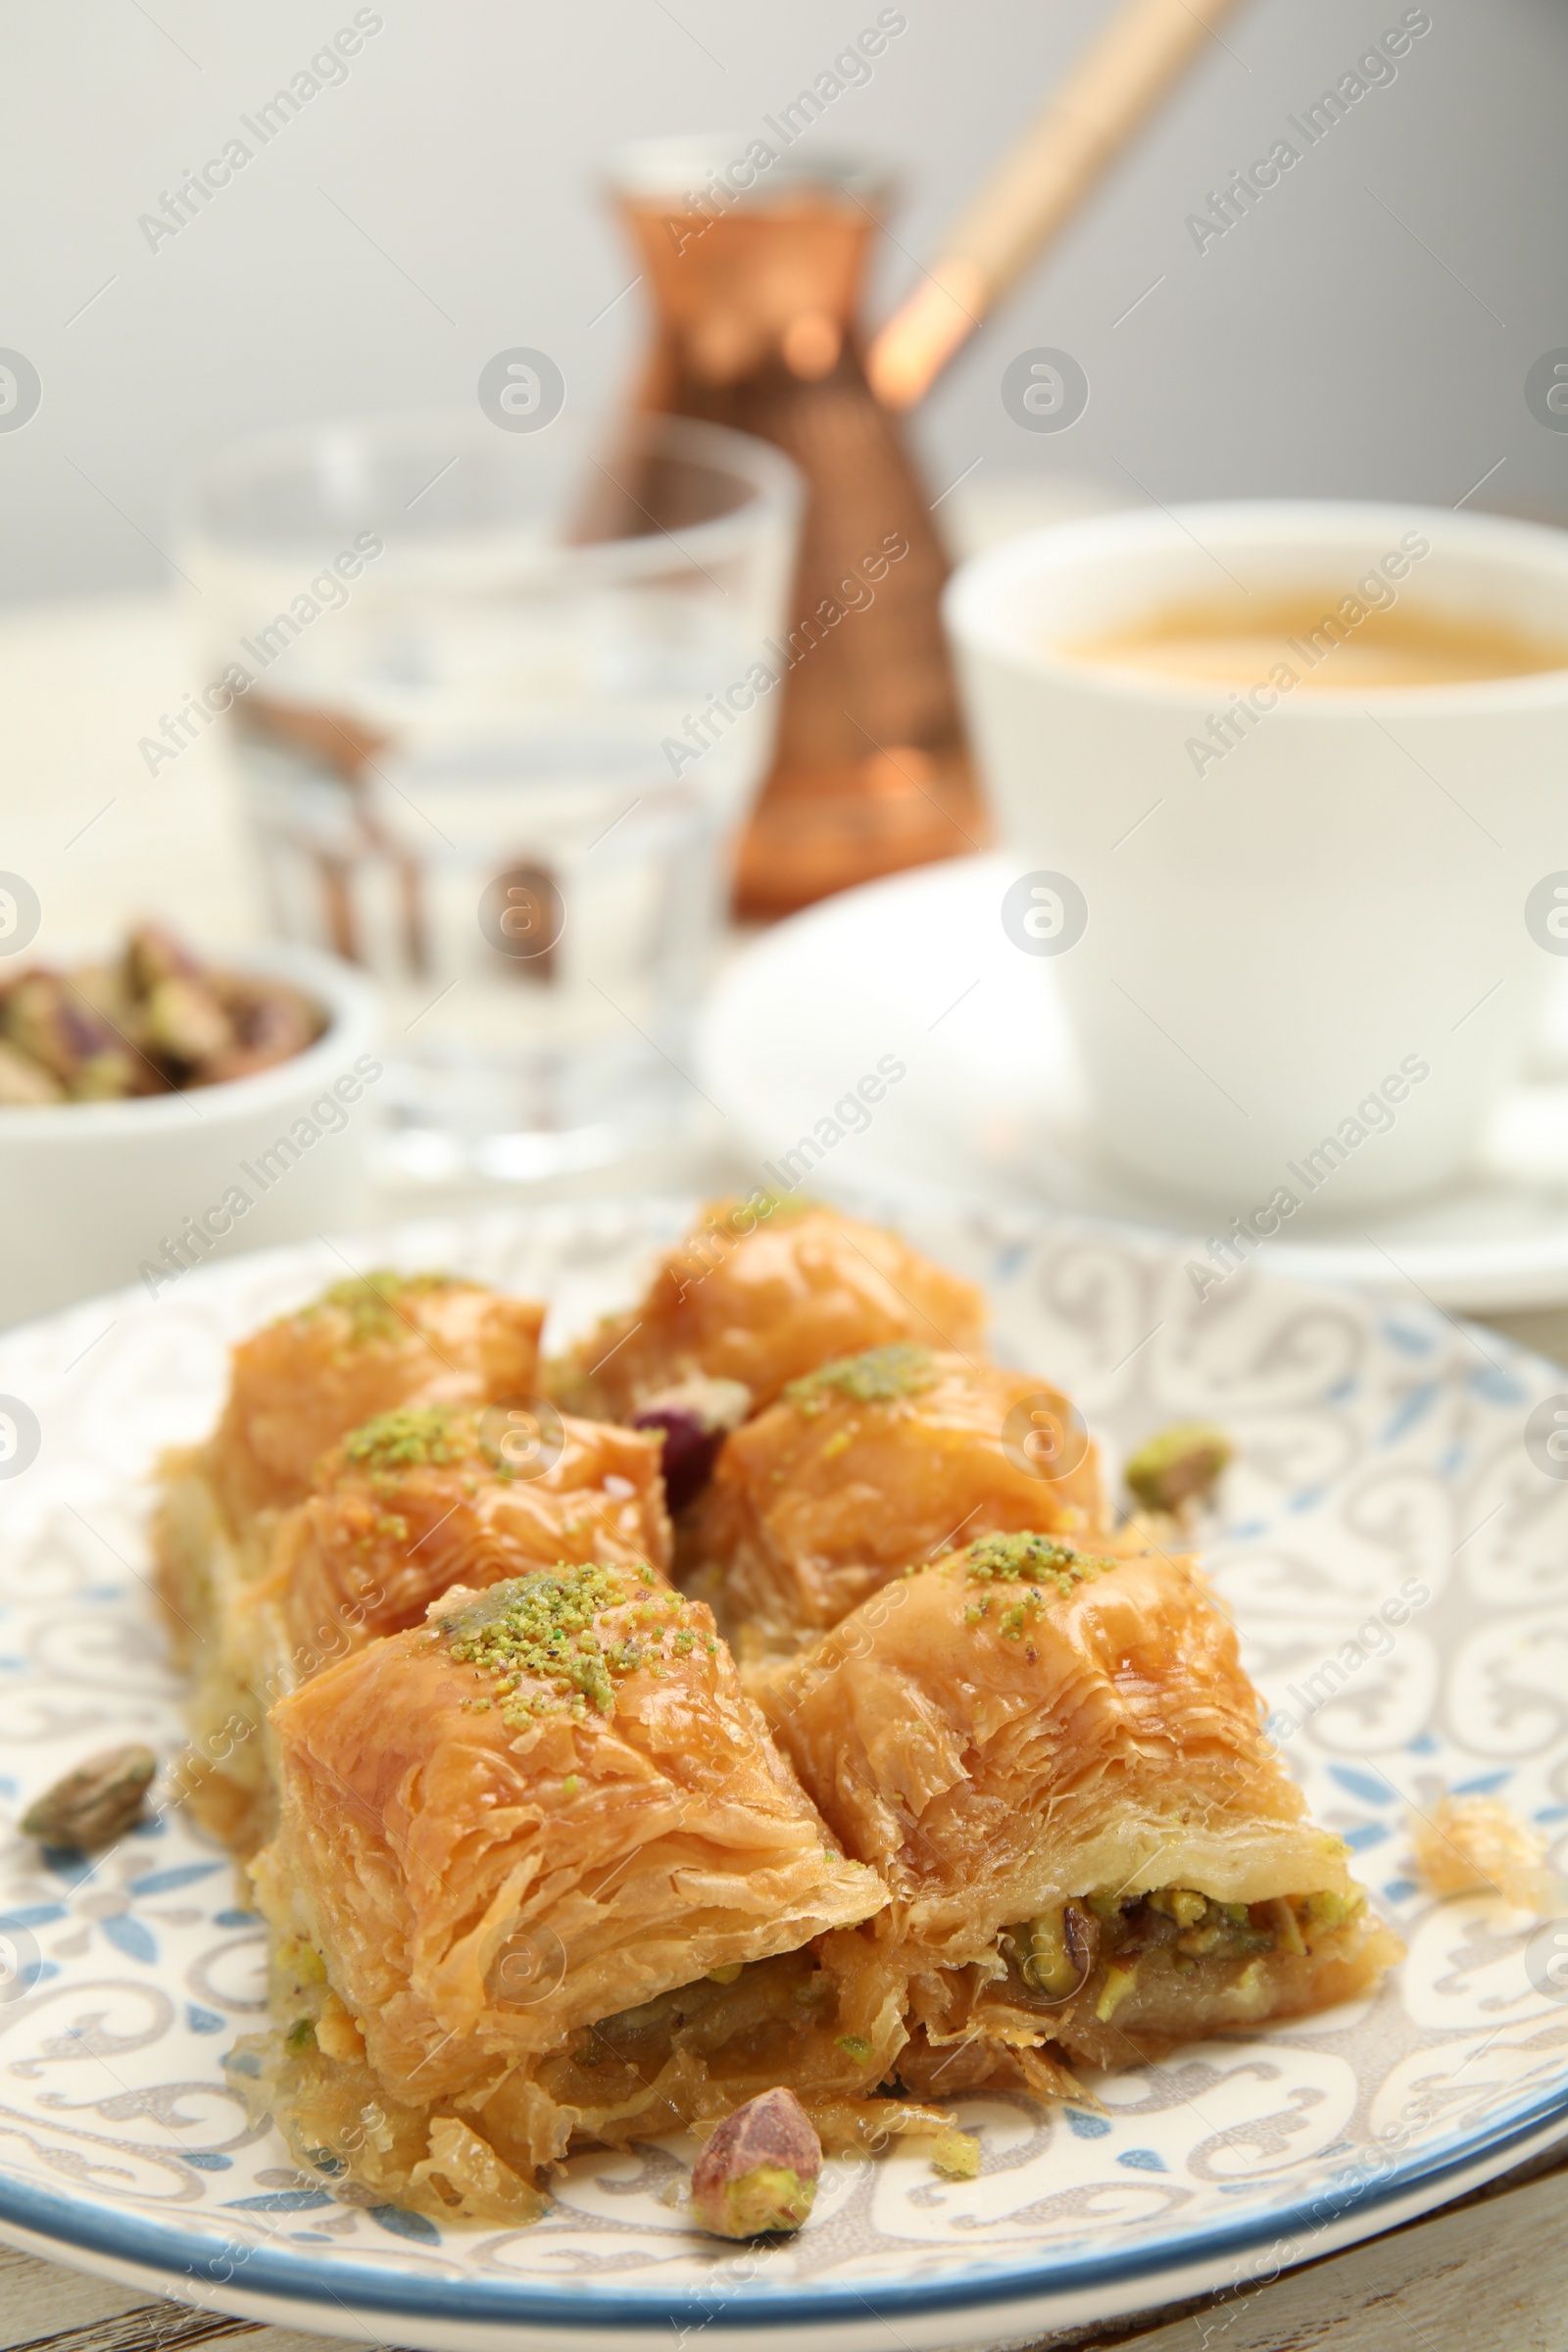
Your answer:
183,411 -> 800,1181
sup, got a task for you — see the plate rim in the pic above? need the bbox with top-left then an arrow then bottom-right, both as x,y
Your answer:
2,2079 -> 1567,2331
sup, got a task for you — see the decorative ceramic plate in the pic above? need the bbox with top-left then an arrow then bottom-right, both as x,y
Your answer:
698,856 -> 1568,1311
2,1201 -> 1567,2352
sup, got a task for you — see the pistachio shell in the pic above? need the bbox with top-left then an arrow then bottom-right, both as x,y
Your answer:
689,2086 -> 821,2238
0,1039 -> 64,1106
125,921 -> 202,994
142,975 -> 233,1067
1124,1421 -> 1234,1514
21,1743 -> 158,1851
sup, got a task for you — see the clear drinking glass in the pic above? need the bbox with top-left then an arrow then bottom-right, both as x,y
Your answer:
183,412 -> 800,1181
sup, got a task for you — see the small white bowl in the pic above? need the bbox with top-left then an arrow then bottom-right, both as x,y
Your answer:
0,941 -> 381,1328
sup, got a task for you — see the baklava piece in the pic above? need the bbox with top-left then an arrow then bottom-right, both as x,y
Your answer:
251,1401 -> 672,1676
206,1400 -> 674,1841
683,1346 -> 1108,1652
154,1270 -> 545,1846
238,1567 -> 896,2213
549,1197 -> 985,1424
758,1532 -> 1402,2097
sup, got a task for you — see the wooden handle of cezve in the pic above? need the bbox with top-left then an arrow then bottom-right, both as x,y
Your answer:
868,0 -> 1250,409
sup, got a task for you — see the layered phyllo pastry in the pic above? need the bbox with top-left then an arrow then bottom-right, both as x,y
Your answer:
548,1196 -> 985,1423
236,1566 -> 903,2217
681,1346 -> 1107,1652
250,1401 -> 671,1671
190,1402 -> 673,1850
152,1205 -> 1402,2225
154,1271 -> 547,1846
156,1269 -> 546,1626
757,1533 -> 1403,2099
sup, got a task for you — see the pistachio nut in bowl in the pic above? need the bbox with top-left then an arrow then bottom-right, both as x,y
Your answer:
0,932 -> 380,1327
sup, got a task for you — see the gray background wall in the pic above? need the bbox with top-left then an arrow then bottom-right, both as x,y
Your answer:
2,0 -> 1564,603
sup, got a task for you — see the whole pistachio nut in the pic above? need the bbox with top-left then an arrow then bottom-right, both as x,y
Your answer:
1125,1422 -> 1234,1516
143,974 -> 234,1068
68,961 -> 140,1036
4,975 -> 141,1098
21,1743 -> 158,1851
72,1049 -> 147,1101
689,2085 -> 822,2238
203,975 -> 324,1082
125,921 -> 202,997
4,974 -> 86,1080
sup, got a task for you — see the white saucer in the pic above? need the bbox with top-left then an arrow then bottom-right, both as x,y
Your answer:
699,855 -> 1568,1310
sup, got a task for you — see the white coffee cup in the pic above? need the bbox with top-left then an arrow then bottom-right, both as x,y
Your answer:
945,500 -> 1568,1214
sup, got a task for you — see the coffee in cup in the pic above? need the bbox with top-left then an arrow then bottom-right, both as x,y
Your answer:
1063,589 -> 1568,692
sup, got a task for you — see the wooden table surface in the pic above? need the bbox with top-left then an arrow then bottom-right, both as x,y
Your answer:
4,585 -> 1568,2351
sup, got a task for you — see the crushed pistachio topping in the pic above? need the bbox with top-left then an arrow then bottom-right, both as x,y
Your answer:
835,2033 -> 874,2062
343,1404 -> 466,1474
709,1190 -> 816,1241
299,1268 -> 463,1346
956,1534 -> 1117,1635
441,1565 -> 701,1723
962,1531 -> 1114,1592
786,1344 -> 937,1415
